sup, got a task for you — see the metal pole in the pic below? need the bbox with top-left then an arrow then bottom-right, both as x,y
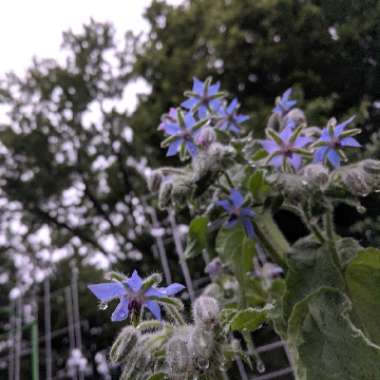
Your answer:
8,302 -> 15,380
44,276 -> 52,380
65,287 -> 77,380
14,295 -> 22,380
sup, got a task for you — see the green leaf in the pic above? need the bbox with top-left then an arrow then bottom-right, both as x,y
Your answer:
247,170 -> 270,201
283,237 -> 345,321
288,288 -> 380,380
251,149 -> 268,161
229,305 -> 272,332
184,216 -> 209,258
345,247 -> 380,345
336,237 -> 362,268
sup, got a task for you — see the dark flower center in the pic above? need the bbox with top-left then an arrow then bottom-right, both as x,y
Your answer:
330,138 -> 341,149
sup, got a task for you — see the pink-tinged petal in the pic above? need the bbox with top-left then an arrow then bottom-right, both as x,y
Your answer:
111,297 -> 129,322
314,146 -> 328,163
216,199 -> 232,212
127,270 -> 143,292
335,116 -> 355,136
162,283 -> 185,296
340,137 -> 361,147
163,123 -> 181,135
260,139 -> 278,153
181,98 -> 197,110
242,218 -> 255,239
88,282 -> 126,302
269,155 -> 284,167
193,77 -> 204,94
167,139 -> 182,156
289,154 -> 302,170
230,189 -> 244,208
184,112 -> 196,129
145,300 -> 161,320
186,141 -> 198,157
279,125 -> 293,142
227,98 -> 239,113
294,136 -> 312,148
327,149 -> 341,167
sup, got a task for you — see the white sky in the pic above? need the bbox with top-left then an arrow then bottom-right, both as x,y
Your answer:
0,0 -> 183,75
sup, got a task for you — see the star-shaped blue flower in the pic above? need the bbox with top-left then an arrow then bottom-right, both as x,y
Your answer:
260,119 -> 312,170
161,110 -> 205,158
273,88 -> 297,116
181,77 -> 223,118
217,189 -> 256,239
215,98 -> 250,134
313,116 -> 361,168
88,270 -> 185,322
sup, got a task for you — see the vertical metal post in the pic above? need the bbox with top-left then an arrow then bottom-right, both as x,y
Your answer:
31,321 -> 39,380
44,276 -> 52,380
14,295 -> 22,380
8,301 -> 15,380
65,287 -> 77,380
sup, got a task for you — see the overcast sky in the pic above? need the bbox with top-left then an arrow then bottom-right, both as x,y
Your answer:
0,0 -> 183,74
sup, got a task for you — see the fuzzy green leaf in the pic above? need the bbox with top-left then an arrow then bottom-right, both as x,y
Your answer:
229,306 -> 270,332
184,216 -> 209,258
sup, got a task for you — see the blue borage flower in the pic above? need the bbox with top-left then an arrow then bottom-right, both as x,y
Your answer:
88,270 -> 185,322
217,189 -> 256,239
160,109 -> 208,159
273,88 -> 297,116
158,107 -> 177,132
260,119 -> 312,171
182,77 -> 224,118
313,116 -> 361,168
215,98 -> 250,134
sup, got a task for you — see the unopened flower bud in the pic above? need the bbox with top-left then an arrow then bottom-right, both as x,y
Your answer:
300,164 -> 329,187
110,326 -> 140,364
362,159 -> 380,175
193,296 -> 220,326
171,175 -> 193,205
189,325 -> 214,362
147,170 -> 164,192
166,332 -> 192,375
158,180 -> 173,210
285,108 -> 306,126
207,142 -> 227,159
196,127 -> 217,148
340,167 -> 370,196
205,258 -> 223,277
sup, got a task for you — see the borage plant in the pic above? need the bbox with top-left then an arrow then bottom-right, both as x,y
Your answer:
91,78 -> 380,380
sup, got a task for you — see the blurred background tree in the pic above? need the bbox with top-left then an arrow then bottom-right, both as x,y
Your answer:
1,0 -> 380,378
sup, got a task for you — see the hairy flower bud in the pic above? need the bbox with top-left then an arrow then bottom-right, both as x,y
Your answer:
110,326 -> 140,364
205,257 -> 223,277
300,163 -> 329,187
196,126 -> 217,148
188,325 -> 214,369
166,330 -> 193,375
341,168 -> 370,196
147,170 -> 164,192
158,180 -> 173,210
193,296 -> 220,326
285,108 -> 306,126
171,175 -> 194,205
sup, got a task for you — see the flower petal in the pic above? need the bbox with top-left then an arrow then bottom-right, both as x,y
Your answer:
314,146 -> 328,163
216,199 -> 232,212
236,114 -> 249,123
327,149 -> 341,167
289,154 -> 302,170
209,82 -> 221,96
340,137 -> 361,147
162,283 -> 186,296
193,77 -> 205,95
166,139 -> 182,157
269,155 -> 284,167
335,116 -> 355,136
225,217 -> 238,229
186,141 -> 198,157
260,139 -> 278,153
184,112 -> 196,129
230,189 -> 244,208
127,270 -> 143,292
240,207 -> 256,218
145,287 -> 165,298
242,218 -> 255,239
181,98 -> 198,110
88,282 -> 126,302
111,297 -> 129,322
227,98 -> 239,113
162,123 -> 181,135
279,125 -> 293,142
145,300 -> 161,320
294,136 -> 312,148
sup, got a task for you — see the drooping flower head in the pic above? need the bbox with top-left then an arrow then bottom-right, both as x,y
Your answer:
273,88 -> 297,116
158,107 -> 178,131
160,109 -> 207,159
88,270 -> 185,322
260,119 -> 312,171
215,98 -> 250,134
313,116 -> 361,168
216,189 -> 256,239
182,77 -> 224,118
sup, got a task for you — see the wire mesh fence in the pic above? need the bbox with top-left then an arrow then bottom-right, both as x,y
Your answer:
1,206 -> 294,379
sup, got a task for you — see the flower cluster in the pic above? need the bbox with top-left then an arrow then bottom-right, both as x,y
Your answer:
159,77 -> 249,160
